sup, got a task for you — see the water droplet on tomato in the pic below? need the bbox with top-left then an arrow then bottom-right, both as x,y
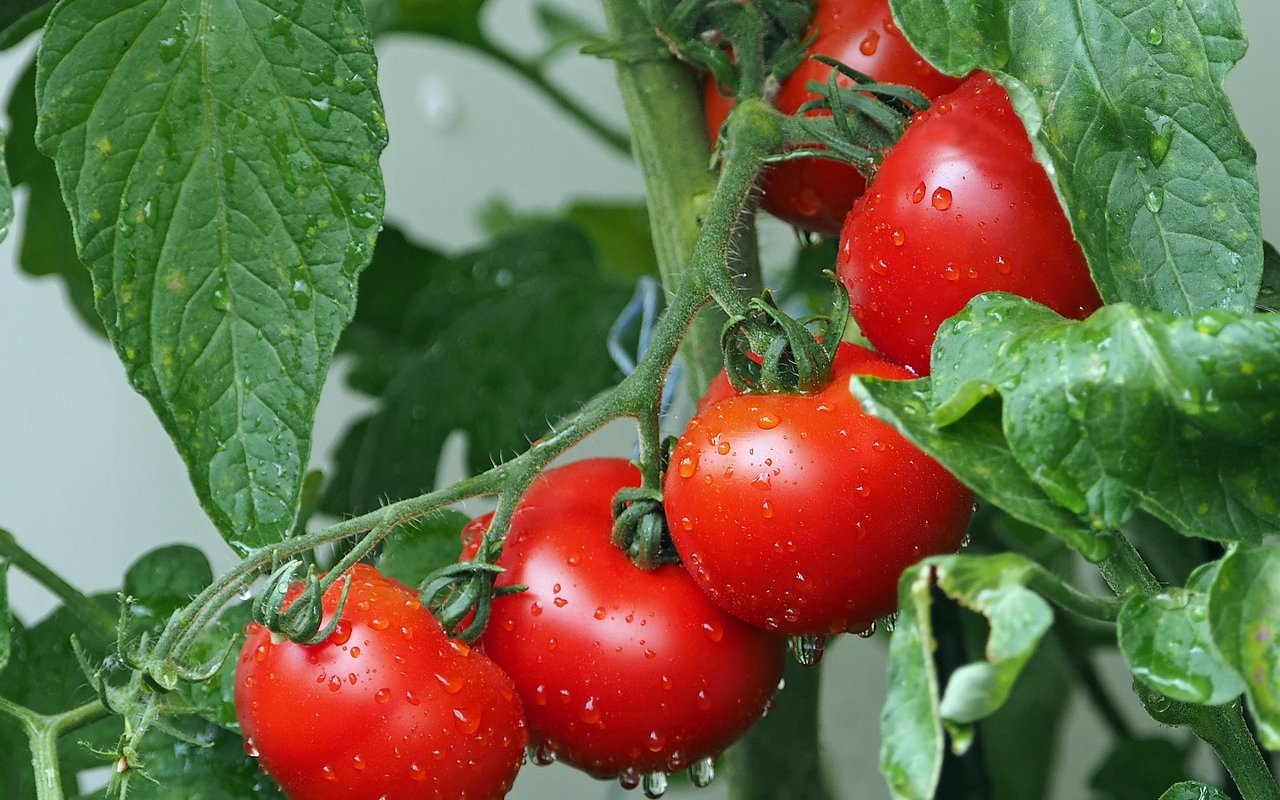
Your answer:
619,768 -> 641,789
789,634 -> 827,666
647,731 -> 666,752
994,256 -> 1011,274
594,606 -> 608,620
716,440 -> 731,455
943,264 -> 960,281
409,762 -> 427,781
405,690 -> 421,706
243,738 -> 259,758
435,672 -> 463,694
696,689 -> 712,710
891,228 -> 906,246
911,182 -> 926,204
328,675 -> 343,692
858,621 -> 879,638
871,258 -> 889,275
761,500 -> 774,518
374,688 -> 391,704
661,674 -> 674,690
530,601 -> 543,616
548,638 -> 559,652
531,742 -> 557,766
859,30 -> 880,55
581,696 -> 602,726
752,473 -> 772,490
351,754 -> 366,771
701,620 -> 724,642
453,707 -> 482,735
349,646 -> 361,658
322,765 -> 337,782
329,621 -> 352,646
757,413 -> 780,429
643,770 -> 669,798
678,455 -> 697,478
254,644 -> 269,662
400,626 -> 413,641
931,187 -> 953,210
369,617 -> 389,631
689,757 -> 716,788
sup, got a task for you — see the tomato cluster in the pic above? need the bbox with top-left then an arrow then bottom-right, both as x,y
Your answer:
234,3 -> 1106,797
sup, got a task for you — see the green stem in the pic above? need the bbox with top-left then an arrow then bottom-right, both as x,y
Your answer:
0,527 -> 115,635
478,40 -> 631,156
0,696 -> 109,800
725,659 -> 837,800
1025,564 -> 1122,622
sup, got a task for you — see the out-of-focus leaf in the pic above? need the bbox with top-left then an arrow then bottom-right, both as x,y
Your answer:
123,723 -> 284,799
124,545 -> 214,622
37,0 -> 388,552
1208,544 -> 1280,749
322,223 -> 630,516
1259,242 -> 1280,313
1090,738 -> 1191,800
0,0 -> 49,49
890,0 -> 1260,313
480,199 -> 657,282
377,511 -> 469,588
361,0 -> 487,45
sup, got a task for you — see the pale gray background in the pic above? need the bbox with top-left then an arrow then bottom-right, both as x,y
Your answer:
1,0 -> 1276,796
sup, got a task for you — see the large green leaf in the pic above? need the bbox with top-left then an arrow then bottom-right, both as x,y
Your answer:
1118,560 -> 1245,706
856,294 -> 1280,547
36,0 -> 388,552
890,0 -> 1260,314
124,545 -> 214,622
322,223 -> 630,516
1208,545 -> 1280,749
6,58 -> 101,333
880,553 -> 1054,800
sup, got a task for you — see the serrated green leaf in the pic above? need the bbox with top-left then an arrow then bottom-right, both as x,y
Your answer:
848,377 -> 1111,560
1090,738 -> 1192,800
123,723 -> 284,799
881,553 -> 1054,800
124,545 -> 214,622
890,0 -> 1260,314
361,0 -> 487,45
322,223 -> 630,516
914,294 -> 1280,543
36,0 -> 388,552
1208,545 -> 1280,749
377,511 -> 469,588
1159,781 -> 1231,800
4,59 -> 101,334
1118,560 -> 1245,706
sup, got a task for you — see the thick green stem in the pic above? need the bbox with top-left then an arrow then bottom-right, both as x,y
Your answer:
725,659 -> 837,800
1025,564 -> 1122,622
0,696 -> 109,800
0,527 -> 115,634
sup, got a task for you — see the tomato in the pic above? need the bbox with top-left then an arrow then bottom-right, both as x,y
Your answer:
473,459 -> 786,780
836,72 -> 1102,374
664,344 -> 973,634
704,0 -> 963,234
234,563 -> 526,800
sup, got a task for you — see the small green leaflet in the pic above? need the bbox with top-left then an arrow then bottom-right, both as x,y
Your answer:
856,294 -> 1280,546
880,553 -> 1053,800
890,0 -> 1261,314
1118,560 -> 1245,706
36,0 -> 389,552
322,223 -> 631,516
1208,545 -> 1280,749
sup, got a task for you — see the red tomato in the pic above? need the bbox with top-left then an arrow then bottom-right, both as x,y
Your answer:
836,72 -> 1102,374
704,0 -> 963,234
665,345 -> 973,634
234,563 -> 526,800
474,459 -> 786,779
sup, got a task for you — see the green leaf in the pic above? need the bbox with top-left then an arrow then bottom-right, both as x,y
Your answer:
890,0 -> 1260,314
480,199 -> 658,282
362,0 -> 487,45
848,378 -> 1111,560
36,0 -> 389,552
1118,560 -> 1245,706
0,0 -> 49,49
4,59 -> 101,334
1208,544 -> 1280,749
1159,781 -> 1231,800
322,223 -> 630,516
124,723 -> 284,799
0,561 -> 10,672
376,511 -> 469,588
880,553 -> 1054,800
861,294 -> 1280,545
1090,738 -> 1191,800
124,545 -> 214,622
1259,242 -> 1280,313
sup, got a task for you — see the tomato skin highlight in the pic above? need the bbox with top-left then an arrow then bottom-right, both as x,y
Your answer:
666,344 -> 973,634
234,564 -> 526,800
836,72 -> 1102,374
704,0 -> 963,234
475,459 -> 786,778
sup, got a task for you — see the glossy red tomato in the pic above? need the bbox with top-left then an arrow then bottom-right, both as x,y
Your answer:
234,564 -> 526,800
836,72 -> 1102,374
704,0 -> 963,234
473,459 -> 786,779
665,344 -> 973,634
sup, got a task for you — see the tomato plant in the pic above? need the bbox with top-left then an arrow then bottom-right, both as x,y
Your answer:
665,344 -> 973,634
836,72 -> 1103,374
472,459 -> 786,781
234,564 -> 526,800
0,0 -> 1277,799
703,0 -> 961,234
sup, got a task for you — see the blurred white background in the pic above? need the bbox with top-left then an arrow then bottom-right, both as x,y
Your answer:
1,0 -> 1276,797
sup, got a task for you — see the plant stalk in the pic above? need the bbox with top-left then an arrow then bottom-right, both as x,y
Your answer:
0,527 -> 115,634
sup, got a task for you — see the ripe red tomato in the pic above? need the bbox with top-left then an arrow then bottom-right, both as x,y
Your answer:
664,344 -> 973,634
704,0 -> 962,234
836,72 -> 1102,374
234,563 -> 526,800
473,459 -> 786,779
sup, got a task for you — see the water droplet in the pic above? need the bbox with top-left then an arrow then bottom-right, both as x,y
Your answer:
1149,115 -> 1174,166
643,771 -> 669,798
678,455 -> 698,478
409,762 -> 427,781
859,30 -> 880,55
435,672 -> 463,694
453,707 -> 481,735
1146,24 -> 1163,45
619,769 -> 641,790
581,696 -> 602,726
761,500 -> 774,518
289,265 -> 312,310
871,258 -> 889,275
943,264 -> 960,281
858,621 -> 878,638
594,606 -> 608,620
405,690 -> 420,706
890,228 -> 906,246
374,688 -> 391,704
994,256 -> 1011,274
369,617 -> 389,631
1144,186 -> 1165,213
688,757 -> 716,788
243,737 -> 259,758
702,620 -> 724,642
911,182 -> 926,203
530,742 -> 557,766
716,440 -> 731,455
757,413 -> 780,429
647,730 -> 666,752
254,644 -> 269,662
931,187 -> 953,210
530,601 -> 544,617
349,646 -> 361,658
211,286 -> 230,311
789,634 -> 827,666
351,754 -> 365,771
696,689 -> 712,710
321,765 -> 337,782
328,675 -> 343,692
